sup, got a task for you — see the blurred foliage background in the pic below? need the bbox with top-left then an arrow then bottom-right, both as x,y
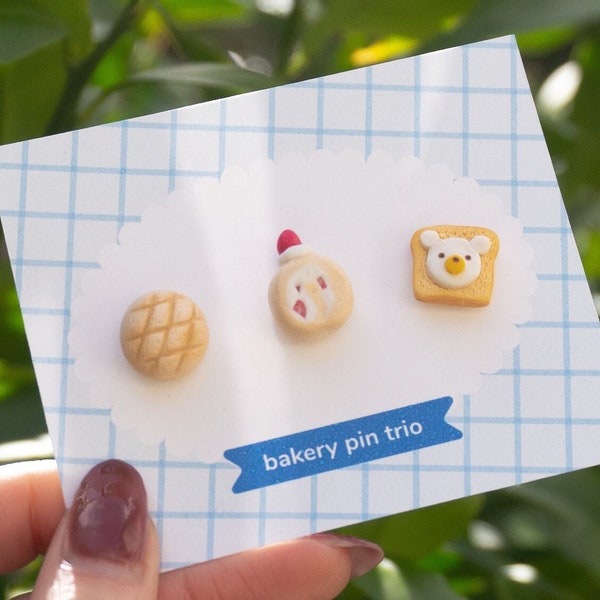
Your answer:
1,1 -> 599,598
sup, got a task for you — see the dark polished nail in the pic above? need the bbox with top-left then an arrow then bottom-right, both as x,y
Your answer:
69,459 -> 147,565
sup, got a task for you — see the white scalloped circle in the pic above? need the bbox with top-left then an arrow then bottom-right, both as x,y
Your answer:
69,151 -> 537,461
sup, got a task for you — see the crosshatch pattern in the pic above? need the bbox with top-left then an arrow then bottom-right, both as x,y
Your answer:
119,291 -> 209,381
1,36 -> 600,569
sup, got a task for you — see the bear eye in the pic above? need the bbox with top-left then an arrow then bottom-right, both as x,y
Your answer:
438,252 -> 445,259
465,255 -> 471,261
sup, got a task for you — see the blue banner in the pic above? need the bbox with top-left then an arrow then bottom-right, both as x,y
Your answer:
224,396 -> 462,493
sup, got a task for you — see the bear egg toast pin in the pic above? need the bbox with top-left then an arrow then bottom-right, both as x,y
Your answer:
269,230 -> 353,339
410,225 -> 499,307
120,290 -> 209,380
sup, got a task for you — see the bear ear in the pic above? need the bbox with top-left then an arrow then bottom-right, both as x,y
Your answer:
420,230 -> 440,249
470,235 -> 491,255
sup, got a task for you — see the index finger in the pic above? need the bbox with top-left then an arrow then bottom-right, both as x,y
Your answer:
0,459 -> 65,573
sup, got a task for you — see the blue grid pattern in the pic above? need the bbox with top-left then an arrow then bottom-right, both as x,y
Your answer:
1,36 -> 600,569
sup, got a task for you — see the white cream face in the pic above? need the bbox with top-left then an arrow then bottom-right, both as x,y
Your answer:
284,262 -> 336,322
421,232 -> 490,289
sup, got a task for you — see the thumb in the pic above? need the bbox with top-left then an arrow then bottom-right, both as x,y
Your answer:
30,460 -> 159,600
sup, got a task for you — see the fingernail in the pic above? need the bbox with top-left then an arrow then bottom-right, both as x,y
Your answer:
311,533 -> 384,578
68,459 -> 147,567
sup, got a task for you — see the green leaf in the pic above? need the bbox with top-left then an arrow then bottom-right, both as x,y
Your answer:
82,79 -> 205,127
571,33 -> 600,134
90,30 -> 137,90
0,0 -> 92,142
89,0 -> 133,23
335,495 -> 483,561
400,562 -> 466,600
301,0 -> 473,73
0,384 -> 45,442
0,0 -> 92,64
423,0 -> 600,51
128,62 -> 274,92
159,0 -> 248,23
577,229 -> 600,280
0,263 -> 26,340
0,6 -> 65,64
0,257 -> 35,402
315,0 -> 475,38
465,469 -> 600,597
32,0 -> 93,62
351,559 -> 412,600
2,556 -> 43,599
344,559 -> 465,600
0,361 -> 35,403
154,6 -> 228,63
0,41 -> 67,143
515,471 -> 600,575
515,28 -> 576,56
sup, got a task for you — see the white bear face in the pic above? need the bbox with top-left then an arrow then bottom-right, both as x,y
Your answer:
420,230 -> 491,289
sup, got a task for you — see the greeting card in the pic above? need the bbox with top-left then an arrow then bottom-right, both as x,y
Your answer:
1,35 -> 599,570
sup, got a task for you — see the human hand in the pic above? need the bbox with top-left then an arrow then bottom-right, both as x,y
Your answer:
1,459 -> 384,599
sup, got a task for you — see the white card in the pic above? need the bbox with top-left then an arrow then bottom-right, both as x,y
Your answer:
1,35 -> 599,570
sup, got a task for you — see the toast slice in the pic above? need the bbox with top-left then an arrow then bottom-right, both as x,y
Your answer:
410,225 -> 499,307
